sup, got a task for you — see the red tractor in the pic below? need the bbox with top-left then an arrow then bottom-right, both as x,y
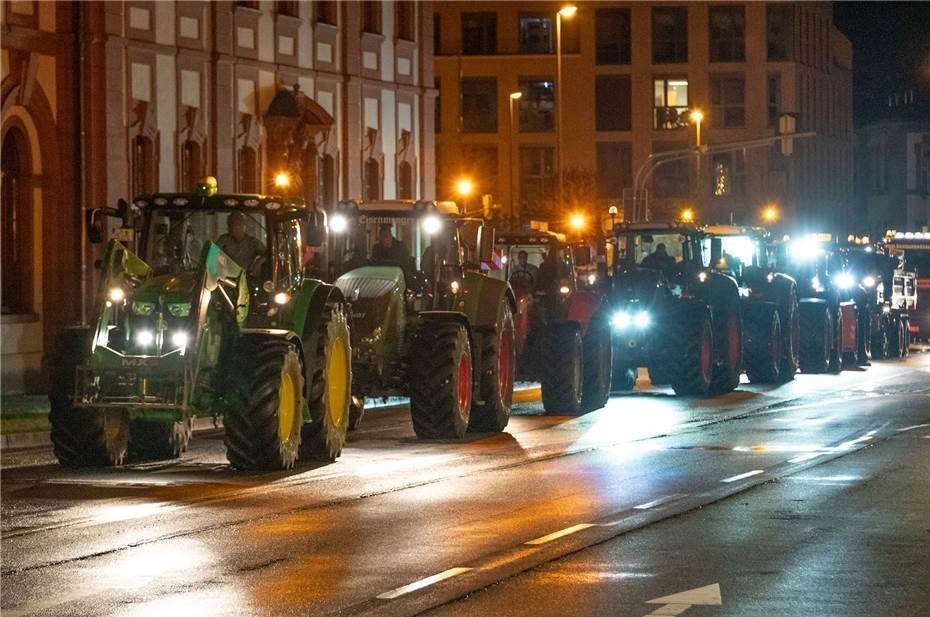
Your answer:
486,229 -> 613,414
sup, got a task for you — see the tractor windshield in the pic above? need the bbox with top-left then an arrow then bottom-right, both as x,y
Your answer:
615,232 -> 695,273
490,243 -> 569,294
143,209 -> 268,274
703,234 -> 759,275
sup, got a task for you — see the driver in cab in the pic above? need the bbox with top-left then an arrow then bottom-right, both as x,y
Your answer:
510,250 -> 539,287
372,224 -> 409,263
217,212 -> 265,269
640,242 -> 677,276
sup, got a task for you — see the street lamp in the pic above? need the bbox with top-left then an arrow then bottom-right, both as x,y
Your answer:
569,212 -> 586,232
509,91 -> 522,223
762,204 -> 779,224
556,4 -> 577,213
689,109 -> 704,215
689,109 -> 704,147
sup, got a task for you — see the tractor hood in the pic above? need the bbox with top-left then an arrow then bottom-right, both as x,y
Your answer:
610,267 -> 669,306
131,271 -> 199,305
335,266 -> 405,360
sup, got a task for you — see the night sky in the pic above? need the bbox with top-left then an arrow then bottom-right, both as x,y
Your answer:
833,1 -> 930,126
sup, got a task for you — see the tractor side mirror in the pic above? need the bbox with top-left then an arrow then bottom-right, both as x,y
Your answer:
572,245 -> 592,267
476,225 -> 495,265
305,210 -> 327,247
87,208 -> 107,244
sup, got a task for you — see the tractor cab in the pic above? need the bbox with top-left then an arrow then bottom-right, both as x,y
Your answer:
611,221 -> 707,288
700,225 -> 774,286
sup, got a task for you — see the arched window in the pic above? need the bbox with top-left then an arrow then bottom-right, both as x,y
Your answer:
398,161 -> 414,199
131,135 -> 156,196
363,157 -> 380,200
238,146 -> 259,193
319,154 -> 336,208
180,140 -> 203,192
1,129 -> 33,314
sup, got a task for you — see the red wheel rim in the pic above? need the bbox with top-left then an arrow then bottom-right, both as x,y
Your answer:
498,331 -> 512,403
700,324 -> 712,382
458,352 -> 472,412
728,314 -> 740,367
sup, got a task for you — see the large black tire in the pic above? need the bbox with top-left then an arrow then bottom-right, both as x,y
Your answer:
871,315 -> 889,360
778,289 -> 800,381
580,317 -> 612,411
409,322 -> 473,439
798,303 -> 830,374
49,327 -> 130,467
887,315 -> 906,358
828,306 -> 843,373
900,317 -> 911,357
856,306 -> 872,365
300,303 -> 351,461
128,418 -> 193,461
469,300 -> 516,433
225,337 -> 305,470
657,303 -> 714,396
539,321 -> 584,414
743,303 -> 782,384
709,298 -> 742,395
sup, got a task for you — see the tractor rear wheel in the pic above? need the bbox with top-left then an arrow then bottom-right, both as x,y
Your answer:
887,315 -> 906,358
128,418 -> 193,461
581,316 -> 612,411
900,317 -> 911,357
856,307 -> 872,365
409,323 -> 473,439
709,298 -> 742,395
872,316 -> 890,359
300,304 -> 351,461
779,290 -> 800,381
49,328 -> 130,467
225,337 -> 305,470
798,303 -> 830,374
539,321 -> 584,414
744,303 -> 782,384
469,300 -> 516,433
661,303 -> 714,396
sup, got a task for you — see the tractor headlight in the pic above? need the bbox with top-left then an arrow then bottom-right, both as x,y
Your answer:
882,305 -> 891,314
274,292 -> 291,305
587,273 -> 597,286
171,331 -> 189,348
422,214 -> 442,235
168,302 -> 191,317
634,310 -> 650,328
612,311 -> 632,330
862,275 -> 876,288
108,287 -> 125,303
132,301 -> 156,316
811,275 -> 824,292
833,272 -> 854,289
330,214 -> 348,233
136,330 -> 154,347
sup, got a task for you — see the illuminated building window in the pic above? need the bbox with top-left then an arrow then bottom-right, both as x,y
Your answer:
712,152 -> 745,197
518,14 -> 553,54
518,79 -> 554,132
653,78 -> 689,129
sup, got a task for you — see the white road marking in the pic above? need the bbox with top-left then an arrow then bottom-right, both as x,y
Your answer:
525,523 -> 595,545
788,452 -> 822,463
721,469 -> 765,483
896,423 -> 930,432
633,494 -> 686,510
646,604 -> 691,616
376,567 -> 473,600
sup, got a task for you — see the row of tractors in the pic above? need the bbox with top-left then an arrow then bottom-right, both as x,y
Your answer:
48,179 -> 917,472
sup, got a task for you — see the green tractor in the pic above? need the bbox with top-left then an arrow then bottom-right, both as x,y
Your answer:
327,200 -> 516,439
49,179 -> 352,470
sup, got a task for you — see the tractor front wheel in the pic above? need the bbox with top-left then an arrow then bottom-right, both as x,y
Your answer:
300,304 -> 351,461
709,298 -> 742,395
49,328 -> 129,467
469,300 -> 516,433
798,303 -> 830,374
225,337 -> 305,470
661,303 -> 714,396
409,323 -> 473,439
581,316 -> 613,411
744,304 -> 782,384
539,322 -> 584,415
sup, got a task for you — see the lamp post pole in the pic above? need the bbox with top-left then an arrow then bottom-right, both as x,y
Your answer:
556,5 -> 576,214
509,91 -> 522,224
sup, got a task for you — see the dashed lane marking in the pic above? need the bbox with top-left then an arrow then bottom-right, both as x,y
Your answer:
721,469 -> 765,483
525,523 -> 595,545
376,567 -> 473,600
633,494 -> 686,510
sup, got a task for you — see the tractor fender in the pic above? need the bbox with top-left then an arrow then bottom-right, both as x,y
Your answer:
462,271 -> 516,330
286,280 -> 348,397
564,290 -> 602,337
693,271 -> 739,338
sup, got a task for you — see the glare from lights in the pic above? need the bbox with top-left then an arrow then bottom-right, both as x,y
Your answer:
791,238 -> 823,261
698,272 -> 708,282
558,5 -> 577,18
811,275 -> 824,292
634,311 -> 650,328
136,330 -> 154,347
274,292 -> 290,305
569,213 -> 586,230
509,91 -> 523,100
171,331 -> 189,348
109,287 -> 126,303
680,208 -> 695,223
329,213 -> 348,233
422,214 -> 442,235
834,272 -> 854,289
501,255 -> 509,264
612,311 -> 632,330
559,285 -> 571,294
274,172 -> 290,189
862,276 -> 876,288
762,205 -> 778,223
689,109 -> 704,124
882,305 -> 891,314
587,273 -> 597,286
450,280 -> 460,294
455,178 -> 474,197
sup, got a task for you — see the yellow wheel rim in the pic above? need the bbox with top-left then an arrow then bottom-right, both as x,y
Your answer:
326,336 -> 349,429
278,372 -> 297,443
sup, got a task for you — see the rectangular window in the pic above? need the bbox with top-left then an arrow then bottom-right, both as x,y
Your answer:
276,1 -> 298,17
596,142 -> 632,199
520,147 -> 555,209
596,8 -> 631,65
712,151 -> 745,196
362,1 -> 381,34
652,7 -> 688,64
710,74 -> 745,128
709,5 -> 745,62
316,1 -> 336,25
653,78 -> 689,129
518,79 -> 555,132
519,14 -> 553,54
461,77 -> 498,133
596,75 -> 632,131
434,13 -> 441,54
462,12 -> 496,55
396,1 -> 415,41
767,4 -> 793,61
767,73 -> 781,127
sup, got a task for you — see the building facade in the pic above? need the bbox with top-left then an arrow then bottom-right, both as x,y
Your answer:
434,1 -> 852,230
1,0 -> 436,393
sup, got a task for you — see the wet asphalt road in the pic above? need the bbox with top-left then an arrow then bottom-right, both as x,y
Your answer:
1,354 -> 928,617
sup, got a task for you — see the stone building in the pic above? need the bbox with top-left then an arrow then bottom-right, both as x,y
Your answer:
1,0 -> 436,393
434,1 -> 852,230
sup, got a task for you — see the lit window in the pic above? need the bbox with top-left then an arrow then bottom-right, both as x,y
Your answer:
653,78 -> 689,129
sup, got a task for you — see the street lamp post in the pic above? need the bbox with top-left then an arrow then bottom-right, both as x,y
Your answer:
689,109 -> 704,214
509,91 -> 522,224
556,5 -> 576,214
456,178 -> 474,213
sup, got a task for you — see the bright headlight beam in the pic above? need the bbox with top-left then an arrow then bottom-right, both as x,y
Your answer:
171,331 -> 189,348
329,214 -> 348,233
109,288 -> 125,303
612,311 -> 632,330
834,272 -> 854,289
136,330 -> 154,347
862,275 -> 876,288
634,311 -> 650,328
422,215 -> 442,235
